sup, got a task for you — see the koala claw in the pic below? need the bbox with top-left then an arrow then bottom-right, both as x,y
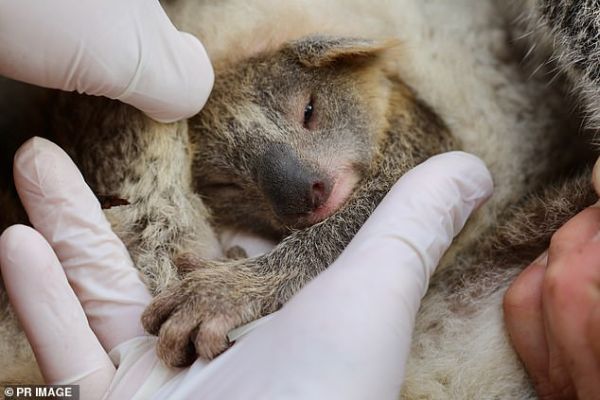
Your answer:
141,256 -> 268,366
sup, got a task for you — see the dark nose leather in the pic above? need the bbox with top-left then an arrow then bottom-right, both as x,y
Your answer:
257,143 -> 332,219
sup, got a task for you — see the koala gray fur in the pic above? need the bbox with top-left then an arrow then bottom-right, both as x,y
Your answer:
0,0 -> 597,398
503,0 -> 600,130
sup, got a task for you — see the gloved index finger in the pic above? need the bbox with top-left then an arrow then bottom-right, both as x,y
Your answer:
13,137 -> 152,352
338,151 -> 492,296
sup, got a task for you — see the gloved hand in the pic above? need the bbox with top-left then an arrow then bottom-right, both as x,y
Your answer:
0,0 -> 213,123
0,138 -> 492,400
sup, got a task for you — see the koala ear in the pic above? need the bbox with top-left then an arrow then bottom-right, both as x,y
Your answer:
285,35 -> 398,68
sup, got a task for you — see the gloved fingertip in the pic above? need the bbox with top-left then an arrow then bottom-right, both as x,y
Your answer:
13,136 -> 94,208
140,33 -> 214,123
431,150 -> 487,167
0,224 -> 39,263
13,136 -> 40,173
14,136 -> 63,161
14,136 -> 74,182
180,32 -> 215,111
0,224 -> 57,276
593,156 -> 600,197
427,151 -> 494,205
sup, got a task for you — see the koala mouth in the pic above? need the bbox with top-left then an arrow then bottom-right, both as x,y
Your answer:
297,168 -> 361,227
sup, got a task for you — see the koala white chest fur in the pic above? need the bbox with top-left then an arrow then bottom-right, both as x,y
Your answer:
0,0 -> 588,398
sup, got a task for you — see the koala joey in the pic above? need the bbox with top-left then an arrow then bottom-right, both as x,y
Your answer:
141,36 -> 461,366
1,0 -> 596,397
0,34 -> 455,380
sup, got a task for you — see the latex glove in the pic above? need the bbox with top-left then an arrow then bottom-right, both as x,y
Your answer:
503,159 -> 600,400
0,138 -> 492,400
0,0 -> 213,123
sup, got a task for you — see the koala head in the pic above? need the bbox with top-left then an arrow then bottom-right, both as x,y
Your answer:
190,36 -> 404,237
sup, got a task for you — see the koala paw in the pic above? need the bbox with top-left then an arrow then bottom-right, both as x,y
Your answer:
141,255 -> 269,367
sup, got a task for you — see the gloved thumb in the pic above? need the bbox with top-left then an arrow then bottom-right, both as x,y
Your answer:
0,0 -> 213,123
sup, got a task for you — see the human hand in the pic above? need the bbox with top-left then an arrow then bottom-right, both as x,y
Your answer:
0,138 -> 153,399
0,0 -> 213,123
0,138 -> 491,399
503,161 -> 600,399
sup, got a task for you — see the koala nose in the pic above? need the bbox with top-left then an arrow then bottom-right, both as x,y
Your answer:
257,144 -> 332,220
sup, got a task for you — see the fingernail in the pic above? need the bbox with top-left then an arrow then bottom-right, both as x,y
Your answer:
533,251 -> 548,267
587,200 -> 600,242
593,157 -> 600,196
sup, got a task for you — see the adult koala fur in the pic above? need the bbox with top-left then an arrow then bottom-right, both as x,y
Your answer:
504,0 -> 600,129
0,0 -> 595,398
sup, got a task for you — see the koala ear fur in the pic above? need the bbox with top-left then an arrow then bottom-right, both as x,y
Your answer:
285,35 -> 399,68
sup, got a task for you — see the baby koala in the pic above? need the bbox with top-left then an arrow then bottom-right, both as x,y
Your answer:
0,34 -> 455,383
140,36 -> 457,366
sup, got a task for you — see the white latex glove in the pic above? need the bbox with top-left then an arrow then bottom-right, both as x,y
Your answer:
0,138 -> 492,400
0,0 -> 213,123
